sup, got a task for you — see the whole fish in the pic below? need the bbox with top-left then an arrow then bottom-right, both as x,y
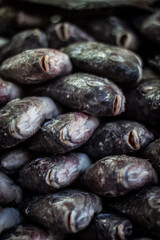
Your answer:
82,120 -> 154,159
126,79 -> 160,126
0,224 -> 63,240
0,78 -> 22,107
29,112 -> 99,155
0,48 -> 72,85
62,42 -> 142,84
18,153 -> 91,193
0,148 -> 32,175
85,16 -> 138,50
23,189 -> 102,234
83,155 -> 158,197
0,29 -> 48,63
47,22 -> 94,49
0,97 -> 61,148
0,207 -> 22,234
31,73 -> 125,116
109,186 -> 160,237
0,171 -> 22,205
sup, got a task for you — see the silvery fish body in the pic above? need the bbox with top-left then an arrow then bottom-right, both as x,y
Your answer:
83,155 -> 158,197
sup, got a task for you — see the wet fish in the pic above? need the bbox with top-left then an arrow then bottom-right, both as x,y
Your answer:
109,186 -> 160,237
0,29 -> 48,63
62,42 -> 142,84
0,97 -> 61,148
85,16 -> 138,50
29,112 -> 99,155
18,152 -> 91,193
0,224 -> 63,240
0,207 -> 22,234
0,148 -> 32,175
82,120 -> 154,159
47,22 -> 94,49
31,73 -> 125,116
126,79 -> 160,126
0,171 -> 22,205
0,78 -> 22,107
76,212 -> 133,240
0,48 -> 72,85
82,155 -> 158,197
23,189 -> 102,234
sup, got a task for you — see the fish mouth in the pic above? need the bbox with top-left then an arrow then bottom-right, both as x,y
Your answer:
113,94 -> 125,116
55,22 -> 70,41
40,55 -> 49,73
127,129 -> 140,151
115,221 -> 133,239
117,32 -> 132,49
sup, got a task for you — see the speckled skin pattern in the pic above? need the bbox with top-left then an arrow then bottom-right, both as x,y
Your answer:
32,73 -> 125,116
83,155 -> 158,197
83,120 -> 154,159
23,190 -> 102,234
62,42 -> 142,84
109,186 -> 160,237
0,48 -> 72,84
18,153 -> 91,193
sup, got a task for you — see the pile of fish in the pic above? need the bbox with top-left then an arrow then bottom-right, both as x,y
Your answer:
0,0 -> 160,239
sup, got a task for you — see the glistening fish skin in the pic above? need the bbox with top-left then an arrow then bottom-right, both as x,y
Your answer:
82,121 -> 154,159
0,97 -> 60,148
0,207 -> 22,234
31,73 -> 125,116
0,29 -> 48,63
47,22 -> 94,49
18,152 -> 91,193
29,112 -> 99,155
62,42 -> 142,84
126,80 -> 160,126
83,155 -> 158,197
0,171 -> 22,205
109,186 -> 160,237
0,48 -> 72,84
0,78 -> 22,107
85,16 -> 138,50
23,189 -> 102,234
0,224 -> 63,240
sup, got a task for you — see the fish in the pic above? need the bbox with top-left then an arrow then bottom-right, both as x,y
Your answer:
0,171 -> 22,205
109,186 -> 160,237
23,189 -> 102,234
31,73 -> 125,116
0,29 -> 48,63
47,22 -> 94,49
18,152 -> 91,193
82,155 -> 158,197
82,120 -> 154,159
29,112 -> 99,155
0,96 -> 61,148
62,42 -> 142,84
0,48 -> 72,85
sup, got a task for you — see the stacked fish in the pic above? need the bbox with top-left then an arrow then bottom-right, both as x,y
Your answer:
0,0 -> 160,239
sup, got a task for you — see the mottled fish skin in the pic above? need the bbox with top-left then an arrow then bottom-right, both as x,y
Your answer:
29,112 -> 99,155
62,42 -> 142,84
85,16 -> 138,50
0,148 -> 32,175
0,207 -> 22,234
83,155 -> 158,197
0,48 -> 72,85
47,22 -> 94,49
126,79 -> 160,126
82,120 -> 154,159
0,97 -> 61,148
0,171 -> 22,205
18,152 -> 91,193
23,189 -> 102,234
0,78 -> 22,107
0,29 -> 48,63
109,186 -> 160,237
31,73 -> 125,116
0,224 -> 63,240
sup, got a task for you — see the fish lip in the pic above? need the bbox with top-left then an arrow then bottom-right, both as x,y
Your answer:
115,221 -> 133,239
113,94 -> 125,116
127,129 -> 140,151
117,32 -> 132,49
55,22 -> 70,41
39,55 -> 49,73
